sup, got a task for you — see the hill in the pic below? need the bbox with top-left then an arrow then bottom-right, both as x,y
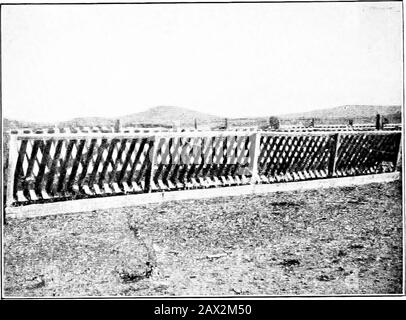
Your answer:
58,116 -> 114,128
278,105 -> 401,120
54,106 -> 222,128
3,118 -> 53,130
3,105 -> 402,131
3,106 -> 223,130
117,106 -> 221,127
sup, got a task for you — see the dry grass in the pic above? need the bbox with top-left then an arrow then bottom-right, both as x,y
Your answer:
3,181 -> 403,297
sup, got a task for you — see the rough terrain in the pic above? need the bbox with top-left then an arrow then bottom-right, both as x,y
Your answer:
3,181 -> 403,297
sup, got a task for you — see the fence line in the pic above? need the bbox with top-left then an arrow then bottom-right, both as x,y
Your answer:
4,130 -> 402,214
6,122 -> 402,135
7,126 -> 258,135
278,123 -> 402,132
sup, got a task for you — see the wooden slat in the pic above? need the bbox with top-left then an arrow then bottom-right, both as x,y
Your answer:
117,138 -> 137,184
392,133 -> 402,168
166,138 -> 183,186
6,134 -> 18,206
183,138 -> 201,181
285,135 -> 306,175
335,134 -> 356,174
279,136 -> 300,176
221,136 -> 236,177
152,137 -> 169,184
160,137 -> 174,184
67,139 -> 86,192
248,132 -> 261,183
45,139 -> 64,194
131,138 -> 149,185
201,137 -> 215,179
299,137 -> 319,175
264,135 -> 285,177
209,136 -> 225,178
88,138 -> 109,188
13,139 -> 28,196
57,140 -> 76,193
312,136 -> 331,173
109,139 -> 127,183
35,139 -> 53,193
25,140 -> 41,181
98,138 -> 119,187
144,137 -> 156,192
229,135 -> 249,177
340,134 -> 366,174
77,138 -> 97,188
189,137 -> 207,180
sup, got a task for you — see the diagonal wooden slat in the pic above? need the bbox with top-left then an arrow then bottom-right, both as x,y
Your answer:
88,138 -> 109,188
134,139 -> 152,187
13,139 -> 28,195
128,138 -> 148,184
25,140 -> 42,182
35,139 -> 53,194
67,139 -> 86,192
109,138 -> 128,183
153,137 -> 169,183
46,139 -> 64,194
77,138 -> 97,188
98,138 -> 119,187
57,139 -> 77,193
144,137 -> 156,192
117,138 -> 137,184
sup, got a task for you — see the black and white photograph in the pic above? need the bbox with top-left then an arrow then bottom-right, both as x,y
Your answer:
1,0 -> 404,301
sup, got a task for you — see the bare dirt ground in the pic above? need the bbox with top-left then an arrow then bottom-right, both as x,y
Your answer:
3,181 -> 403,297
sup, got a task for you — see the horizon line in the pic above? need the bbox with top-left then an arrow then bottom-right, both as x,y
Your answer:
3,103 -> 402,124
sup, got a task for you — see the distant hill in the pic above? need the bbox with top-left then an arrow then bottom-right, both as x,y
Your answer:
279,105 -> 401,119
3,106 -> 223,130
58,116 -> 114,128
55,106 -> 222,128
3,118 -> 54,130
3,105 -> 402,131
117,106 -> 221,127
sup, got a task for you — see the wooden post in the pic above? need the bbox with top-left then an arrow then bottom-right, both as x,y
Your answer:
395,133 -> 402,171
249,132 -> 261,184
194,118 -> 198,130
328,133 -> 340,177
376,114 -> 381,130
5,133 -> 18,207
144,136 -> 157,193
114,119 -> 121,133
310,118 -> 315,128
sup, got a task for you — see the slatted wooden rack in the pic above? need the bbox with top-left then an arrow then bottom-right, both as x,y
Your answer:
4,130 -> 401,218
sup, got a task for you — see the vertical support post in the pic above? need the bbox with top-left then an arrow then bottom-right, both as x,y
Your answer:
310,118 -> 315,128
328,133 -> 340,177
249,132 -> 261,184
114,119 -> 121,133
194,118 -> 197,130
376,114 -> 381,130
6,133 -> 18,207
395,132 -> 402,171
144,135 -> 157,193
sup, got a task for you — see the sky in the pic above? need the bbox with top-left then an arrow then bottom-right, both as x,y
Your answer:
1,2 -> 403,122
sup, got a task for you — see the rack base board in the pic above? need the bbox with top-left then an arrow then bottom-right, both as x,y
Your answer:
5,172 -> 400,219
